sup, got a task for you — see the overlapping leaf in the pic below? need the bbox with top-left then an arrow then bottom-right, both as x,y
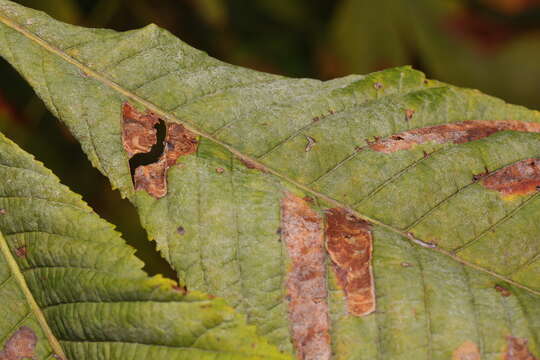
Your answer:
0,1 -> 539,359
0,113 -> 290,359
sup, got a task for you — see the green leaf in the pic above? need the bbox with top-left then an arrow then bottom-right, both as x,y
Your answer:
0,1 -> 539,359
0,112 -> 290,358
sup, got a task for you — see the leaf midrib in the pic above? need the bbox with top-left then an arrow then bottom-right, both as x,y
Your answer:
0,12 -> 538,297
0,231 -> 66,358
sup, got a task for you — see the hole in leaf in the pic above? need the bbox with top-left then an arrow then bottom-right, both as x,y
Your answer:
0,64 -> 177,280
128,118 -> 167,180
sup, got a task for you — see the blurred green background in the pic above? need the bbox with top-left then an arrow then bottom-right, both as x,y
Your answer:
1,0 -> 539,277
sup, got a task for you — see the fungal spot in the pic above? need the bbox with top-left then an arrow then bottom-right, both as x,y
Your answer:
401,262 -> 413,267
369,120 -> 540,153
452,341 -> 480,360
313,116 -> 320,122
176,226 -> 185,235
0,326 -> 37,360
504,336 -> 538,360
0,209 -> 6,215
281,193 -> 331,360
14,246 -> 26,258
374,82 -> 383,90
216,167 -> 225,174
305,136 -> 316,152
495,284 -> 512,297
326,208 -> 375,316
481,159 -> 540,198
405,109 -> 415,121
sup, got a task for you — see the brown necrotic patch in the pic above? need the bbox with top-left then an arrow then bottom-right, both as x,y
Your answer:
0,326 -> 37,360
452,341 -> 481,360
481,158 -> 540,198
505,336 -> 538,360
121,102 -> 198,198
325,208 -> 375,316
369,120 -> 540,153
134,123 -> 198,198
281,193 -> 331,360
121,102 -> 160,157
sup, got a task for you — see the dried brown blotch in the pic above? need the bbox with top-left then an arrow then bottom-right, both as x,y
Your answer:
121,102 -> 160,158
325,208 -> 375,316
281,193 -> 331,360
134,160 -> 168,198
405,109 -> 415,121
240,158 -> 267,173
452,341 -> 481,360
162,123 -> 198,167
369,120 -> 540,153
495,284 -> 512,297
481,159 -> 540,198
14,246 -> 26,258
134,123 -> 197,198
0,326 -> 37,360
505,336 -> 538,360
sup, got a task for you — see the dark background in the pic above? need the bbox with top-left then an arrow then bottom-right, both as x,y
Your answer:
1,0 -> 539,276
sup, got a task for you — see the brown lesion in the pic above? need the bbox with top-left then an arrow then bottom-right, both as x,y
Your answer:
0,326 -> 37,360
325,208 -> 375,316
369,120 -> 540,153
452,341 -> 481,360
480,158 -> 540,198
121,102 -> 198,198
504,336 -> 538,360
495,284 -> 512,297
133,123 -> 198,198
121,102 -> 160,158
240,158 -> 267,173
281,193 -> 331,360
14,246 -> 26,258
